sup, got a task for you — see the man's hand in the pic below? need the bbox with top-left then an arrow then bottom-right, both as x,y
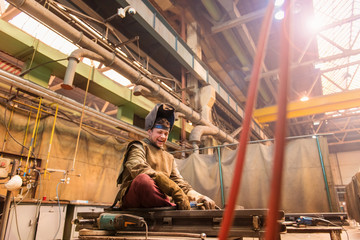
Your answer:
196,195 -> 219,210
187,190 -> 220,210
153,172 -> 190,210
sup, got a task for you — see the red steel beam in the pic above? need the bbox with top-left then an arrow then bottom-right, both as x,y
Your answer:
265,0 -> 291,239
217,1 -> 275,239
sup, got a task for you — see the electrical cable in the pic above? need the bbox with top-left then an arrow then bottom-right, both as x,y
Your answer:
314,218 -> 350,240
0,188 -> 30,217
32,169 -> 43,240
1,101 -> 15,154
44,104 -> 58,178
12,192 -> 22,240
19,111 -> 32,169
71,66 -> 93,171
24,97 -> 42,175
141,220 -> 148,240
19,58 -> 68,77
53,181 -> 62,240
33,169 -> 42,201
2,99 -> 32,153
10,187 -> 32,240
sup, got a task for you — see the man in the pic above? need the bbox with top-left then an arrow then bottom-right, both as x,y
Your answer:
113,103 -> 217,210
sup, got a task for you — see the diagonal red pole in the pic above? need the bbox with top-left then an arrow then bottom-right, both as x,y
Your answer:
265,1 -> 292,240
217,1 -> 275,239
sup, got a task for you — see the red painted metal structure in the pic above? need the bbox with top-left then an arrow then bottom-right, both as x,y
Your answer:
0,60 -> 21,75
217,1 -> 275,239
265,0 -> 291,239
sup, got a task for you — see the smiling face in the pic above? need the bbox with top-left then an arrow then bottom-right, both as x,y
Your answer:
148,128 -> 169,148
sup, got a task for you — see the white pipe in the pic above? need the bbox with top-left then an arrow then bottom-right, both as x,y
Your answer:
7,0 -> 238,144
62,49 -> 107,89
0,69 -> 140,137
0,69 -> 182,150
189,125 -> 222,143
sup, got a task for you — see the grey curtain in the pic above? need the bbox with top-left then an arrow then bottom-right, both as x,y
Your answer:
176,137 -> 339,213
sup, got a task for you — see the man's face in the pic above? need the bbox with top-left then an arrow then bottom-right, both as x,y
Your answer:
148,128 -> 169,148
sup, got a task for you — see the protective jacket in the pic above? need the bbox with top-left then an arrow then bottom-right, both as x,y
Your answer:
113,138 -> 193,208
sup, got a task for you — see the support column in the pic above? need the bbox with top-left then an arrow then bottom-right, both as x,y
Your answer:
187,21 -> 202,59
117,105 -> 134,125
199,85 -> 216,154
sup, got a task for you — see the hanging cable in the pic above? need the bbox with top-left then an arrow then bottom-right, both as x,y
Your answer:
53,181 -> 62,240
12,192 -> 22,240
217,147 -> 225,208
19,58 -> 68,77
24,97 -> 42,175
1,100 -> 15,155
316,136 -> 333,211
32,108 -> 42,155
71,66 -> 93,171
1,100 -> 31,154
19,111 -> 32,170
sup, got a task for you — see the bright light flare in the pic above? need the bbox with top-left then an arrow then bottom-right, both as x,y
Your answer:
300,96 -> 309,102
275,0 -> 284,7
274,10 -> 284,20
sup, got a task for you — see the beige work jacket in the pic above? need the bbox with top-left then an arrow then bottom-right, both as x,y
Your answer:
116,138 -> 193,208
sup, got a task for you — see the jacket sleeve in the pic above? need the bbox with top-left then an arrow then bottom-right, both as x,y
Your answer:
170,159 -> 193,194
124,142 -> 157,178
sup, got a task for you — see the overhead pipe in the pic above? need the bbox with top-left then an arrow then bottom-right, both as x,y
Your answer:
189,125 -> 222,143
133,85 -> 153,97
63,48 -> 234,144
62,49 -> 107,90
7,0 -> 238,144
0,69 -> 142,140
0,69 -> 184,151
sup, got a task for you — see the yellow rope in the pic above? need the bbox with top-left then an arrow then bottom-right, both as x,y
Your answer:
24,97 -> 42,175
71,66 -> 94,171
44,104 -> 59,178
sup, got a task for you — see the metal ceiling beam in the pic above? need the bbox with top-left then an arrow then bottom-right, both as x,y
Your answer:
211,8 -> 266,34
254,88 -> 360,123
248,48 -> 360,81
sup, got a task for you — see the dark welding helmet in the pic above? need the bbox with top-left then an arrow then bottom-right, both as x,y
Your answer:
145,103 -> 175,131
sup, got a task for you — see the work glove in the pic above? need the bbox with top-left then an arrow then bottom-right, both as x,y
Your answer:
187,190 -> 219,210
153,172 -> 190,210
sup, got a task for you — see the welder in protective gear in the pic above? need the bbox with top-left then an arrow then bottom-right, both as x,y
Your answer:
112,103 -> 217,210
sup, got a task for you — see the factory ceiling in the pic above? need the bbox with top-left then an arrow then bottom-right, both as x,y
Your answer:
1,0 -> 360,153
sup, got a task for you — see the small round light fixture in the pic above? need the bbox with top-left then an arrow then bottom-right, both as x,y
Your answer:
274,10 -> 285,20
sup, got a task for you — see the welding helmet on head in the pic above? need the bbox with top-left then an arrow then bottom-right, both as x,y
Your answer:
145,103 -> 175,131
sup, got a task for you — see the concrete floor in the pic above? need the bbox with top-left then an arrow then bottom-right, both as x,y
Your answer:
241,221 -> 360,240
280,224 -> 360,240
279,227 -> 360,240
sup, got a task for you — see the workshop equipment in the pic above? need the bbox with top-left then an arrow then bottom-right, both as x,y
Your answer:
296,216 -> 318,226
285,213 -> 348,226
74,209 -> 286,239
98,213 -> 145,230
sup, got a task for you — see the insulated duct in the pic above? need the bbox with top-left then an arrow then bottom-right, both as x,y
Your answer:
62,49 -> 107,90
7,0 -> 237,144
0,69 -> 183,150
0,68 -> 139,134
